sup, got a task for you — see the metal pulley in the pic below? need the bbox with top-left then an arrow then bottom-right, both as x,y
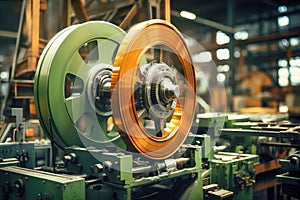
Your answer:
34,21 -> 126,149
111,19 -> 196,160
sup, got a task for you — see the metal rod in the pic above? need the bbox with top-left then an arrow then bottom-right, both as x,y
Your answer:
119,3 -> 138,29
0,30 -> 18,39
227,0 -> 235,111
202,169 -> 211,178
0,123 -> 13,142
71,0 -> 90,22
260,142 -> 300,148
132,166 -> 153,174
49,118 -> 56,173
164,0 -> 170,22
11,0 -> 27,81
220,128 -> 300,139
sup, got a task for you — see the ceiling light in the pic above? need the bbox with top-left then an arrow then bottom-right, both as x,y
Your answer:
0,71 -> 8,79
278,59 -> 288,67
290,38 -> 299,46
180,11 -> 196,20
217,65 -> 230,72
216,48 -> 230,60
216,31 -> 230,45
234,31 -> 249,40
217,73 -> 226,83
278,16 -> 289,27
278,68 -> 289,77
278,6 -> 287,13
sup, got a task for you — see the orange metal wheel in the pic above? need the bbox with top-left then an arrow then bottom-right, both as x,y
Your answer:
111,19 -> 196,160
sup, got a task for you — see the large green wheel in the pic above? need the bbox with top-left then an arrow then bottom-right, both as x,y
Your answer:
34,21 -> 126,149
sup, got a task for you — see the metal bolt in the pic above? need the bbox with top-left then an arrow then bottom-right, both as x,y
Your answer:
160,78 -> 180,102
290,156 -> 298,164
93,163 -> 104,173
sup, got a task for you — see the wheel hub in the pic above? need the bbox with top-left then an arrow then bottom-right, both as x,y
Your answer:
138,62 -> 180,119
88,64 -> 112,116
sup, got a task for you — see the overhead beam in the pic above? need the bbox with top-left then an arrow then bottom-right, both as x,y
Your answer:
189,29 -> 300,52
0,30 -> 18,39
171,9 -> 234,33
260,0 -> 277,7
71,0 -> 90,22
119,3 -> 138,29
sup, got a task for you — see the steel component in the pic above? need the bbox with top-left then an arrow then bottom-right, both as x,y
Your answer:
87,64 -> 113,116
203,184 -> 234,200
210,152 -> 258,200
0,158 -> 19,168
0,166 -> 85,200
280,151 -> 300,173
11,108 -> 25,142
34,21 -> 126,149
0,141 -> 52,169
277,151 -> 300,199
0,142 -> 35,168
138,62 -> 180,120
0,146 -> 202,199
111,19 -> 196,160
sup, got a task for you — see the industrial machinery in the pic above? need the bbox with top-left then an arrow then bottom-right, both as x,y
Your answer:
191,112 -> 300,199
0,107 -> 51,169
1,1 -> 300,200
0,13 -> 288,200
210,152 -> 258,200
0,19 -> 205,200
277,151 -> 300,199
3,16 -> 289,200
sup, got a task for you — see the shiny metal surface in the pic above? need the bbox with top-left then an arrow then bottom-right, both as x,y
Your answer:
111,19 -> 196,160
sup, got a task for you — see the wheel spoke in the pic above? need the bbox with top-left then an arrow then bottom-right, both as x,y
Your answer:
137,108 -> 147,119
154,119 -> 165,137
65,93 -> 94,123
66,51 -> 91,81
89,115 -> 108,141
97,39 -> 119,64
154,48 -> 163,63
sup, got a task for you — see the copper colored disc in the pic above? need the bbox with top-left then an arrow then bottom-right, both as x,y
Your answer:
111,19 -> 196,160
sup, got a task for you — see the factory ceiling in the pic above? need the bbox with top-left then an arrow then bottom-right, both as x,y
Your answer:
171,0 -> 300,26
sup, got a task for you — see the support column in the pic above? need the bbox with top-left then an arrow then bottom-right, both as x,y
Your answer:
227,0 -> 235,111
28,0 -> 40,71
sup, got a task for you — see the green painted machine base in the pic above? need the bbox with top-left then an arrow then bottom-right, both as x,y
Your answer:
0,166 -> 85,200
0,145 -> 203,200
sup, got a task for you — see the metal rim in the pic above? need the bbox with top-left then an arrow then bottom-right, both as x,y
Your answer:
111,19 -> 197,160
34,21 -> 126,149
